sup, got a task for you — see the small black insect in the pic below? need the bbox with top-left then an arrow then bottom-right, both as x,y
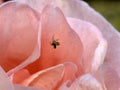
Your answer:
51,36 -> 60,49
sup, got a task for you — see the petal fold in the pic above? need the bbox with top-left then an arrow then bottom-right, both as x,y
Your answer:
22,62 -> 78,90
0,1 -> 40,74
13,69 -> 31,84
59,74 -> 103,90
67,18 -> 107,73
22,64 -> 64,90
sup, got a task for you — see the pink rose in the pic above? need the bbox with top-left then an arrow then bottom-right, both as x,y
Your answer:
0,0 -> 120,90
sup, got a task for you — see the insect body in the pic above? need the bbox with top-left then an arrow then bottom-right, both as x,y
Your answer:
51,36 -> 60,49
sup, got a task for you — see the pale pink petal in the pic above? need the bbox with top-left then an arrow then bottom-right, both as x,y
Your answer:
59,74 -> 103,90
54,0 -> 120,77
57,0 -> 120,89
100,64 -> 120,90
67,18 -> 107,73
26,5 -> 83,74
15,0 -> 53,12
22,62 -> 77,90
14,84 -> 43,90
0,67 -> 14,90
67,18 -> 111,89
22,64 -> 64,90
0,1 -> 40,73
62,62 -> 77,84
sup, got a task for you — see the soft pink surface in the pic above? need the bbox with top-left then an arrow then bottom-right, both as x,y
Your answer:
0,0 -> 120,90
26,5 -> 83,75
18,0 -> 120,78
0,1 -> 39,72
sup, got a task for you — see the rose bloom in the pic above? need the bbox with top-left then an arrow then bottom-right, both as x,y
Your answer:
0,0 -> 120,90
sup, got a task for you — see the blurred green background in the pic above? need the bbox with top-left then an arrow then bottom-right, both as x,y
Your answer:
84,0 -> 120,31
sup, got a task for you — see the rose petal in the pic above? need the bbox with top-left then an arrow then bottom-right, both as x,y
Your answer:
22,62 -> 77,90
14,84 -> 43,90
22,64 -> 64,90
0,67 -> 14,90
55,0 -> 120,77
57,0 -> 120,89
0,1 -> 40,73
13,69 -> 31,84
41,5 -> 83,69
62,62 -> 77,83
67,18 -> 107,73
67,18 -> 108,89
59,74 -> 103,90
7,30 -> 40,76
26,5 -> 83,74
15,0 -> 52,13
101,64 -> 120,90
